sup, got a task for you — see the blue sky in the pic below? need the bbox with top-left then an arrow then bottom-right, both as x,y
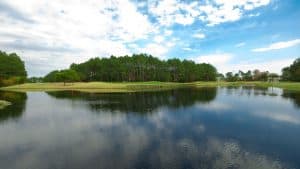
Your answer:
0,0 -> 299,76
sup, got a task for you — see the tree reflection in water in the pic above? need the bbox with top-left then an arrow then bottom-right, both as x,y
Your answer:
0,87 -> 299,169
46,88 -> 217,114
0,91 -> 27,122
282,90 -> 300,108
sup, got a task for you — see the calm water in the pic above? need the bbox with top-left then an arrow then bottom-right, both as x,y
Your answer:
0,87 -> 300,169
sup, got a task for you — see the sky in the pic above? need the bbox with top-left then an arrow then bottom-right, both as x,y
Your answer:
0,0 -> 300,77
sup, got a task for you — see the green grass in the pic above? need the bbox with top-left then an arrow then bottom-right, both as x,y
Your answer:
0,81 -> 299,93
249,82 -> 300,91
0,81 -> 186,93
0,100 -> 11,109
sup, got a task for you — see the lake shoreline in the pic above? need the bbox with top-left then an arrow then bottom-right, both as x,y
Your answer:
1,81 -> 299,93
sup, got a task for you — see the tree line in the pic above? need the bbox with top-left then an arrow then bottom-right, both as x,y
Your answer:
0,50 -> 27,86
281,58 -> 300,81
220,57 -> 299,82
221,70 -> 279,82
1,49 -> 299,85
44,54 -> 217,83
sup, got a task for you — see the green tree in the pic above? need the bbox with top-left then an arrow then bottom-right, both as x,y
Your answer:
282,58 -> 300,81
281,67 -> 291,81
27,77 -> 43,83
253,69 -> 268,81
44,69 -> 80,85
217,73 -> 225,81
238,70 -> 252,81
69,54 -> 218,82
0,51 -> 27,86
225,72 -> 237,82
268,73 -> 279,82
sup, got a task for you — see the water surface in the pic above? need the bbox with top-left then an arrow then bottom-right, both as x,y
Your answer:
0,87 -> 299,169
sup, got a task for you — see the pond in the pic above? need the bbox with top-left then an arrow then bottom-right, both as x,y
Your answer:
0,87 -> 300,169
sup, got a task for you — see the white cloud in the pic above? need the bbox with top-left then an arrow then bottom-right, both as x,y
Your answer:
128,43 -> 138,49
198,0 -> 270,26
174,13 -> 195,25
149,0 -> 199,26
138,43 -> 168,59
183,47 -> 192,51
196,102 -> 232,111
193,33 -> 206,39
153,35 -> 165,43
192,53 -> 233,73
0,0 -> 156,76
199,4 -> 242,26
111,0 -> 155,42
0,0 -> 274,76
252,39 -> 300,52
253,111 -> 300,125
192,52 -> 296,74
149,0 -> 271,27
214,0 -> 271,10
164,30 -> 173,36
235,42 -> 246,48
97,40 -> 131,57
248,12 -> 261,17
226,58 -> 295,74
166,41 -> 175,48
192,53 -> 233,66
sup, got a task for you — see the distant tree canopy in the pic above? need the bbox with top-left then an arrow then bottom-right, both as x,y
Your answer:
281,58 -> 300,82
224,69 -> 278,82
1,50 -> 299,86
44,69 -> 80,85
66,54 -> 217,82
0,50 -> 27,86
27,77 -> 43,83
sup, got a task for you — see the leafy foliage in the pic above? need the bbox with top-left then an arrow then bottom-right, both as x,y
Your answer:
0,51 -> 27,86
225,69 -> 277,82
0,91 -> 27,122
69,54 -> 217,82
281,58 -> 300,81
27,77 -> 43,83
44,69 -> 80,84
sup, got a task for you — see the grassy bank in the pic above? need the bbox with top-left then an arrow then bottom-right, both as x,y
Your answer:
0,81 -> 299,93
0,100 -> 11,109
0,82 -> 187,93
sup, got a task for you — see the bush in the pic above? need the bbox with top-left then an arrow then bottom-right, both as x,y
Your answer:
0,76 -> 26,87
